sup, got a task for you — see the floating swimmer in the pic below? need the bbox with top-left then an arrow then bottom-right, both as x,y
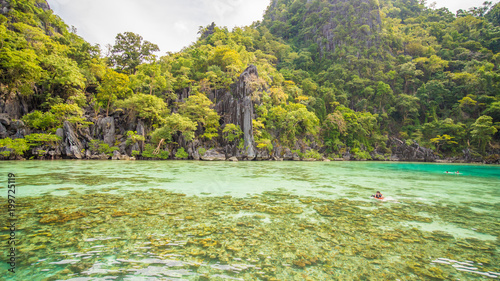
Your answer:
370,191 -> 384,200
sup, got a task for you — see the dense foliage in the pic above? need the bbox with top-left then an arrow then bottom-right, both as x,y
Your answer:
1,0 -> 499,160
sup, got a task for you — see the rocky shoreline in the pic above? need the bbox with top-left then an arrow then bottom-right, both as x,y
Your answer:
1,65 -> 498,164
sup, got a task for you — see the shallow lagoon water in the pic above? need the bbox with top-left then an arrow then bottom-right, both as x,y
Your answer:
0,160 -> 499,280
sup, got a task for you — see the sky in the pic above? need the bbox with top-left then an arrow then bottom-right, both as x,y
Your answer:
46,0 -> 495,54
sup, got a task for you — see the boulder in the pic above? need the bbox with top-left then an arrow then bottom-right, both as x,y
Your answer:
255,150 -> 271,161
119,155 -> 131,160
228,156 -> 238,162
0,113 -> 10,126
85,149 -> 92,159
200,149 -> 226,161
11,120 -> 26,138
112,150 -> 121,160
91,153 -> 109,160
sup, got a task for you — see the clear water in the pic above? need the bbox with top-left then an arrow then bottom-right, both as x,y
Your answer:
0,160 -> 499,280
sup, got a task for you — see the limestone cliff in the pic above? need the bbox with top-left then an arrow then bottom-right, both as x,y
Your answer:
212,65 -> 257,160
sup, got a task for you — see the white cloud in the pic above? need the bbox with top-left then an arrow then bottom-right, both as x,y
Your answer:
47,0 -> 270,54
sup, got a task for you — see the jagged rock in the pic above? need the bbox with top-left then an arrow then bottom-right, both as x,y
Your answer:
0,92 -> 31,119
10,120 -> 26,138
0,113 -> 10,126
200,149 -> 226,161
191,147 -> 200,160
96,117 -> 115,146
255,150 -> 271,161
85,149 -> 92,159
213,65 -> 257,160
119,155 -> 131,160
136,120 -> 145,136
63,121 -> 83,159
112,150 -> 121,160
130,143 -> 140,154
56,128 -> 64,138
228,156 -> 238,162
91,153 -> 109,160
282,148 -> 294,160
389,138 -> 435,162
0,122 -> 7,138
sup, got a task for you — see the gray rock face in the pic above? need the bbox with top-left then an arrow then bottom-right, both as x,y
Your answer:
0,122 -> 7,138
0,113 -> 10,126
11,120 -> 26,138
213,65 -> 257,160
96,117 -> 115,146
56,128 -> 64,138
0,0 -> 9,15
389,138 -> 435,162
255,149 -> 271,161
63,121 -> 83,159
0,93 -> 31,120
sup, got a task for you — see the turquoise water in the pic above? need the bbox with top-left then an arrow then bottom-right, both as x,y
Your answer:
0,160 -> 499,280
3,161 -> 499,206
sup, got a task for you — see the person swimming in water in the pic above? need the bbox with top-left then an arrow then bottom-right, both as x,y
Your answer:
371,191 -> 383,199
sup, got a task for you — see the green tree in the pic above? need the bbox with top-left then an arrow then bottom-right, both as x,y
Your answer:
223,123 -> 243,143
175,147 -> 189,159
470,115 -> 498,153
483,101 -> 500,122
125,131 -> 146,146
130,62 -> 172,96
430,134 -> 458,153
40,54 -> 85,97
0,45 -> 42,95
178,92 -> 220,140
109,32 -> 159,74
150,113 -> 197,147
396,94 -> 420,124
97,69 -> 132,116
375,81 -> 393,112
0,138 -> 29,157
115,93 -> 169,125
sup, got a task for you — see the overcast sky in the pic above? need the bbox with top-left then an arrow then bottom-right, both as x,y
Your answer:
46,0 -> 495,54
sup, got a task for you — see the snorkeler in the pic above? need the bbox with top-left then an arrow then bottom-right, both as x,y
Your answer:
371,191 -> 384,199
